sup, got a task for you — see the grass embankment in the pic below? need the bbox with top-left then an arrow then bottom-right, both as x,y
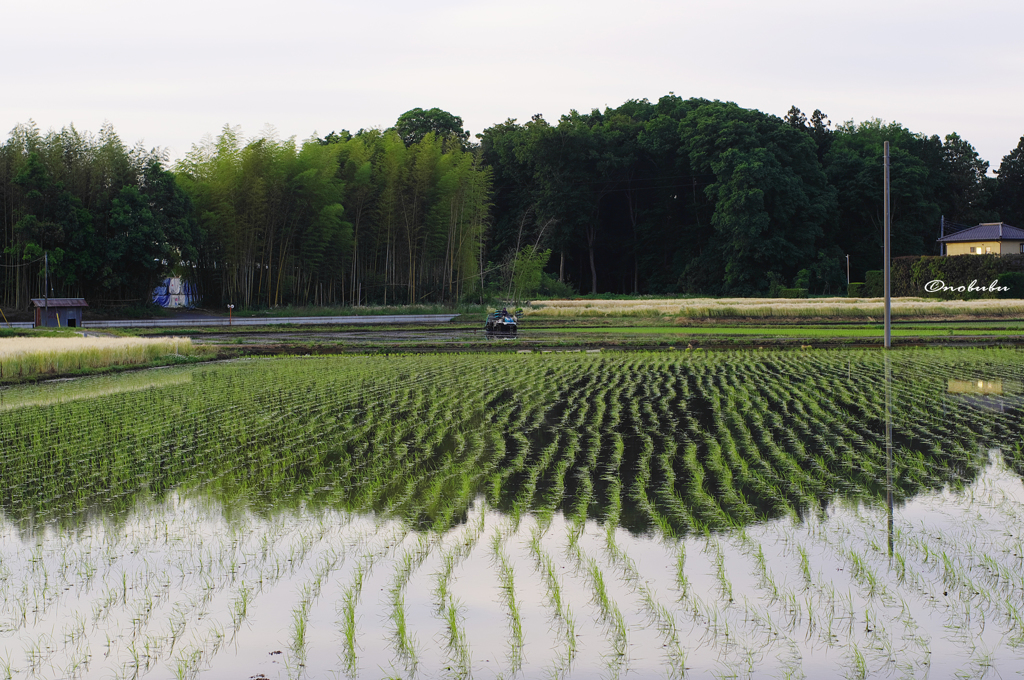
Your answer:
512,297 -> 1024,348
0,335 -> 212,383
219,302 -> 488,318
525,296 -> 1024,319
542,325 -> 1024,339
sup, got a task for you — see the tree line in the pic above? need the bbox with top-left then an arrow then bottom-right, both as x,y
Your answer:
174,121 -> 489,308
0,122 -> 200,310
482,97 -> 1024,296
2,97 -> 1024,310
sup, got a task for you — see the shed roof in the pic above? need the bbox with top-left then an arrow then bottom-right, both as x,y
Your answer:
30,298 -> 89,308
938,222 -> 1024,242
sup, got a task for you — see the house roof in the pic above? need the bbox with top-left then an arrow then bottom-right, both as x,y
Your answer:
938,222 -> 1024,242
30,298 -> 89,308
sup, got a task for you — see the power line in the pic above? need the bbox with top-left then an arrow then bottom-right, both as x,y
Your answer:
493,172 -> 717,192
0,256 -> 44,268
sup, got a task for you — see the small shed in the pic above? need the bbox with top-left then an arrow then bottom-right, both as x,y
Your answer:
937,222 -> 1024,255
31,298 -> 88,328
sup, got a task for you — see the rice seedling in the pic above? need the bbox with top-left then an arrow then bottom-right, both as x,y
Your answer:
491,526 -> 524,673
385,546 -> 422,672
442,597 -> 470,678
848,643 -> 867,680
228,582 -> 251,634
527,525 -> 565,622
797,544 -> 812,587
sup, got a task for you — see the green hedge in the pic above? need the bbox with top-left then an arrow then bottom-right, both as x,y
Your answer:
848,282 -> 866,297
996,271 -> 1024,299
892,254 -> 1024,298
864,270 -> 883,297
779,288 -> 808,298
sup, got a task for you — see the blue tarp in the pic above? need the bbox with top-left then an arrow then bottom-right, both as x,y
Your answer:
152,278 -> 197,308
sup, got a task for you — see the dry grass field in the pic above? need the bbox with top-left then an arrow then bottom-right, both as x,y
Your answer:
0,336 -> 200,380
524,296 -> 1024,319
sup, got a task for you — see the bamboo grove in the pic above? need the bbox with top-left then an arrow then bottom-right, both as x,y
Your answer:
0,120 -> 490,310
175,126 -> 490,308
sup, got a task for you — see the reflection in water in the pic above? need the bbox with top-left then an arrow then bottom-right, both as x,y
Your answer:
948,378 -> 1003,394
885,353 -> 894,556
3,449 -> 1024,679
947,377 -> 1024,414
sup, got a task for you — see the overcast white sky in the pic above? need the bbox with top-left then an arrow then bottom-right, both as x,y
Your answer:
3,0 -> 1022,169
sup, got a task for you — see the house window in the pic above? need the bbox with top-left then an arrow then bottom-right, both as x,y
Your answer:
986,246 -> 992,253
969,247 -> 977,254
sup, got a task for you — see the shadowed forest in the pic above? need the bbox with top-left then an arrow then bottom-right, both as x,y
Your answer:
2,96 -> 1024,309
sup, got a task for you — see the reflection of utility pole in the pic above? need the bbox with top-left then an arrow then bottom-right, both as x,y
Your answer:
885,354 -> 894,557
883,141 -> 892,349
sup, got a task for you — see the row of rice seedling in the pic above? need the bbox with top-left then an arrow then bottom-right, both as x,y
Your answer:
4,348 -> 1023,538
0,350 -> 1015,540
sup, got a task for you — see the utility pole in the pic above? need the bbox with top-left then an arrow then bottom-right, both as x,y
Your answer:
883,141 -> 891,349
44,250 -> 49,326
846,254 -> 850,288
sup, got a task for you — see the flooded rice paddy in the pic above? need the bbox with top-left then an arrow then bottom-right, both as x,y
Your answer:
1,349 -> 1023,679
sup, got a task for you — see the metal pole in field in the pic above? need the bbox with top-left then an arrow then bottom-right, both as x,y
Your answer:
883,141 -> 891,349
846,254 -> 850,288
44,250 -> 49,326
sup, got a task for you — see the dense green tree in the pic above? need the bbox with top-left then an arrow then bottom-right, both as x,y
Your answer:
103,185 -> 166,294
0,124 -> 201,308
785,107 -> 834,162
938,132 -> 993,225
481,98 -> 702,295
532,110 -> 610,293
679,101 -> 836,294
995,136 -> 1024,229
823,120 -> 942,279
11,152 -> 98,296
394,108 -> 470,149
